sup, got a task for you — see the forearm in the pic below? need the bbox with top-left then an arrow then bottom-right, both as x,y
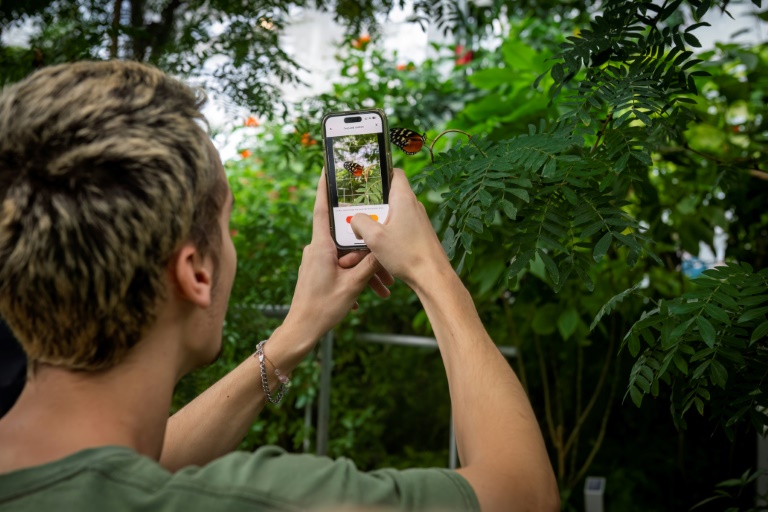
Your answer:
413,268 -> 558,510
160,321 -> 317,471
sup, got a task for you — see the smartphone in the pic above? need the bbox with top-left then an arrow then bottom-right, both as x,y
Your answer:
321,109 -> 393,250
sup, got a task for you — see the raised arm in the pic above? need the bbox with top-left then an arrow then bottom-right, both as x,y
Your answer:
351,170 -> 559,512
160,170 -> 392,471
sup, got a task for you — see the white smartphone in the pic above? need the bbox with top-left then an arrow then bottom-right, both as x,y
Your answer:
321,109 -> 394,250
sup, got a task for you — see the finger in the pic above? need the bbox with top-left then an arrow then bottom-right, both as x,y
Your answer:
376,266 -> 395,286
348,252 -> 384,289
339,250 -> 368,269
387,168 -> 414,204
312,168 -> 333,243
367,274 -> 391,299
350,213 -> 383,246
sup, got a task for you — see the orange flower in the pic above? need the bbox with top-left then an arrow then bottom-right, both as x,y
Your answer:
244,116 -> 260,127
396,63 -> 407,71
230,229 -> 239,237
300,132 -> 316,147
352,34 -> 370,49
239,149 -> 252,158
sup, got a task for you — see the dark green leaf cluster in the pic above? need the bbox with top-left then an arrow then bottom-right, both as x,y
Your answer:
621,263 -> 768,437
413,120 -> 656,292
412,0 -> 733,292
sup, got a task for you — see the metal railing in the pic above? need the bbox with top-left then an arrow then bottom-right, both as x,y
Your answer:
256,305 -> 518,469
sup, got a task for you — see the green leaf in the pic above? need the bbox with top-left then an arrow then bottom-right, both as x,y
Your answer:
629,385 -> 644,407
671,317 -> 695,340
557,307 -> 580,340
703,303 -> 731,325
710,359 -> 728,389
593,231 -> 613,262
538,249 -> 560,284
696,316 -> 716,348
685,22 -> 711,32
465,218 -> 484,233
738,306 -> 768,324
508,188 -> 530,202
478,189 -> 493,207
673,354 -> 689,375
501,199 -> 517,220
507,249 -> 536,280
683,33 -> 702,48
614,153 -> 630,172
692,360 -> 711,380
751,320 -> 768,344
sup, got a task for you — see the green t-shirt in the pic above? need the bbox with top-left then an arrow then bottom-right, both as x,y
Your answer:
0,445 -> 479,511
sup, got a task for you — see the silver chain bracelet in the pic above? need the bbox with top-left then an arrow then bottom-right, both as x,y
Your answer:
255,340 -> 290,404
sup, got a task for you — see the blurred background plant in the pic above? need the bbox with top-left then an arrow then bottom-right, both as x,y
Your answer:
2,1 -> 767,510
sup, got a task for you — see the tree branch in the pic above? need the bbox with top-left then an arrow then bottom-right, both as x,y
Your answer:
111,0 -> 123,58
568,351 -> 621,489
657,145 -> 766,180
562,326 -> 615,455
148,0 -> 185,63
130,0 -> 146,60
535,332 -> 563,481
503,300 -> 528,394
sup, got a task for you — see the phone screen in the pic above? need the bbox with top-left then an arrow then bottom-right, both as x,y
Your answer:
323,112 -> 391,248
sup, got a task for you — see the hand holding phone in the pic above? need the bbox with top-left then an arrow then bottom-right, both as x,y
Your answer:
321,110 -> 393,250
349,169 -> 453,290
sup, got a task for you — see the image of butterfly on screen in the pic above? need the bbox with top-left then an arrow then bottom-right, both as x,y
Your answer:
389,128 -> 427,155
343,161 -> 374,180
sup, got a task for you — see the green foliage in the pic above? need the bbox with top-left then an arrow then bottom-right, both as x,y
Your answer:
0,0 -> 456,114
622,263 -> 768,436
691,468 -> 768,511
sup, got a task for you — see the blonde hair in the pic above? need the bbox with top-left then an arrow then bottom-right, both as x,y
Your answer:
0,61 -> 227,371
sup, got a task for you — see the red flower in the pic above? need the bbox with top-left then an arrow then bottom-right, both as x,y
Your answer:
456,49 -> 474,66
239,149 -> 252,158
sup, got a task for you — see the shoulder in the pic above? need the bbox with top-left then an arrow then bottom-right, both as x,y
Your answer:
179,446 -> 480,511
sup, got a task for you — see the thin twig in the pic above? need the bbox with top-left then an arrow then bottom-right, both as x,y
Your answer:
569,348 -> 621,489
590,113 -> 613,153
562,326 -> 616,455
659,144 -> 768,180
535,333 -> 563,481
503,300 -> 528,394
429,129 -> 487,158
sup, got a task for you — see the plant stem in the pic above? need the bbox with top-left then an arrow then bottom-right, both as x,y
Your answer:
429,129 -> 487,158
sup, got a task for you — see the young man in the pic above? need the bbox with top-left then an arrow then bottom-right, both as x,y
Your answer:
0,61 -> 558,511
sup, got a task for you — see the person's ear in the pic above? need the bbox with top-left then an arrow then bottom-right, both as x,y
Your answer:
172,243 -> 213,308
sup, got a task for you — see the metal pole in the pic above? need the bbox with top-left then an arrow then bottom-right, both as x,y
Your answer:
316,330 -> 333,456
303,398 -> 313,453
449,413 -> 458,469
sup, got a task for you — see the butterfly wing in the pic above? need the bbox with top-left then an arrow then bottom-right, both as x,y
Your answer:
390,128 -> 426,155
343,161 -> 363,177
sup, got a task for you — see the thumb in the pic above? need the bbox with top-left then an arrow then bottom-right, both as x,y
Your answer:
350,213 -> 383,244
347,252 -> 384,288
